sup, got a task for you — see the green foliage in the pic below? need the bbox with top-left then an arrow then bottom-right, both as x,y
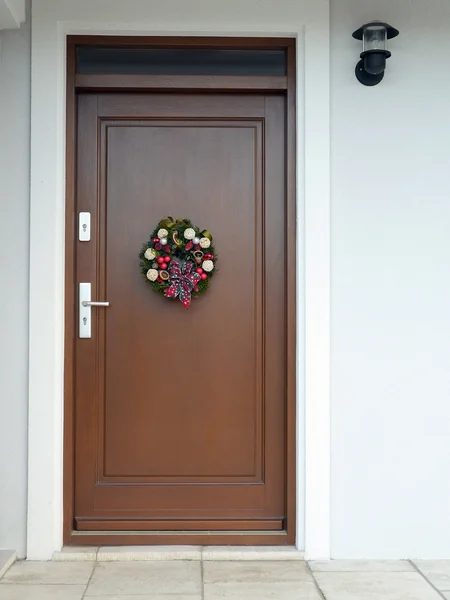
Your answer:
139,218 -> 217,302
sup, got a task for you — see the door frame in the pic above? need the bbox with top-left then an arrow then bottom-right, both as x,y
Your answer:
64,36 -> 297,547
28,1 -> 331,560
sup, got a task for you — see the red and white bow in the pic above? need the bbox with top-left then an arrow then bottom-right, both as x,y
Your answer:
164,261 -> 201,308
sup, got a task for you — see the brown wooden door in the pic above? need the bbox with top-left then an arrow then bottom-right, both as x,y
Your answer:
74,92 -> 289,542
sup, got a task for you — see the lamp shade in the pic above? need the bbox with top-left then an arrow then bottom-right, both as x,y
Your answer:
363,24 -> 387,53
352,21 -> 399,43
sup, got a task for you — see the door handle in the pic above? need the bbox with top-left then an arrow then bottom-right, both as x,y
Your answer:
81,301 -> 110,307
79,283 -> 110,338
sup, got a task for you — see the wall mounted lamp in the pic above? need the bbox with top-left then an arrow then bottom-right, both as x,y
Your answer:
352,21 -> 399,86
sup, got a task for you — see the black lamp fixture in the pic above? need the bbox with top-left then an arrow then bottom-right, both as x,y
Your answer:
352,21 -> 399,86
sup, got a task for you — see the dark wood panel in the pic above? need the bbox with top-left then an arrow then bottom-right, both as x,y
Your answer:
69,35 -> 295,49
75,519 -> 284,531
74,93 -> 286,528
70,531 -> 290,546
97,119 -> 263,487
97,93 -> 266,118
74,94 -> 99,519
75,74 -> 288,91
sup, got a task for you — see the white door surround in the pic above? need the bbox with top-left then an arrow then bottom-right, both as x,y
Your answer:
28,0 -> 331,560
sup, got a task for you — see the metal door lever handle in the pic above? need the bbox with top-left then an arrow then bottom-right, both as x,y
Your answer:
81,301 -> 110,307
79,283 -> 109,338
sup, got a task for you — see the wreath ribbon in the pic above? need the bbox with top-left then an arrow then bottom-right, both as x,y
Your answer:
200,229 -> 212,241
159,216 -> 175,229
164,261 -> 201,308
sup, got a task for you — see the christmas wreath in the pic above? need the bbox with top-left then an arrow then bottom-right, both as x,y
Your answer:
139,217 -> 217,308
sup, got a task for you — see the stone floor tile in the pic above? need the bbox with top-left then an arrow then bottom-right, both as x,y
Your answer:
203,581 -> 322,600
413,560 -> 450,591
309,560 -> 413,572
0,584 -> 85,599
203,560 -> 311,583
1,561 -> 95,585
86,596 -> 200,600
86,561 -> 201,596
203,546 -> 304,561
54,547 -> 98,561
314,571 -> 442,599
97,545 -> 202,561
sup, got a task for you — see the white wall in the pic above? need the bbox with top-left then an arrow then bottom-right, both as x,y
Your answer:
0,8 -> 30,558
331,0 -> 450,558
0,0 -> 26,29
2,0 -> 448,560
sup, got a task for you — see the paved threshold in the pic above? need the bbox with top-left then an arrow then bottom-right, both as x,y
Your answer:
53,545 -> 305,561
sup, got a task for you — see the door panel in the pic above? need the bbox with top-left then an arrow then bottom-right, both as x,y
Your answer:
74,93 -> 287,533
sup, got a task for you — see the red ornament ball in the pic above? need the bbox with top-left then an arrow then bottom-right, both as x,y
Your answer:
153,237 -> 159,243
196,267 -> 203,275
165,256 -> 171,263
163,245 -> 171,253
194,285 -> 199,292
161,263 -> 167,270
201,273 -> 207,280
157,257 -> 164,264
155,243 -> 162,250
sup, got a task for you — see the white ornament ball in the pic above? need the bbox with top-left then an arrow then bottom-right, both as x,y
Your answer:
157,228 -> 168,239
199,237 -> 211,249
144,248 -> 156,260
160,237 -> 168,246
146,268 -> 159,282
202,260 -> 214,273
193,236 -> 200,245
184,228 -> 196,240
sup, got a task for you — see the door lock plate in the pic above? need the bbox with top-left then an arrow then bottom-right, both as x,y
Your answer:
79,283 -> 92,338
79,212 -> 91,242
